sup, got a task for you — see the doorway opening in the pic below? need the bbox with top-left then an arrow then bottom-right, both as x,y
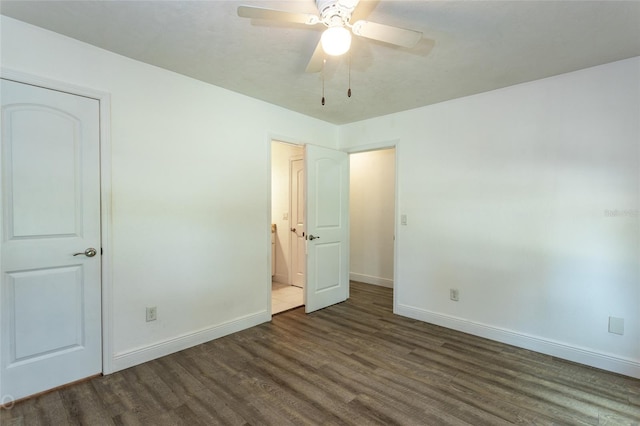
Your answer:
271,140 -> 304,314
349,147 -> 396,290
269,141 -> 350,315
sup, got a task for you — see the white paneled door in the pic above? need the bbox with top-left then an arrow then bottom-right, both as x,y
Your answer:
305,145 -> 349,313
1,79 -> 102,401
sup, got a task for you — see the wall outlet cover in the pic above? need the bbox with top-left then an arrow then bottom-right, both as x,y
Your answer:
146,306 -> 157,322
608,317 -> 624,335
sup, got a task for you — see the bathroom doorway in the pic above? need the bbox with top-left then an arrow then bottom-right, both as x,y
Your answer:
271,141 -> 304,313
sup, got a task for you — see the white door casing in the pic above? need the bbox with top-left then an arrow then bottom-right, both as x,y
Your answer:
290,156 -> 305,288
1,79 -> 102,401
305,144 -> 349,313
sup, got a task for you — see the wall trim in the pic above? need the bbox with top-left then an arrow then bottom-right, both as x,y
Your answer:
0,68 -> 115,375
273,273 -> 289,286
112,311 -> 270,372
342,140 -> 398,154
395,303 -> 640,379
350,272 -> 393,288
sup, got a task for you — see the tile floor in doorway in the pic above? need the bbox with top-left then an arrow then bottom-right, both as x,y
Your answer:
272,281 -> 303,314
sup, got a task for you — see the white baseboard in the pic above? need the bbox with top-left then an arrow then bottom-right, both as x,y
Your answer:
395,303 -> 640,379
349,272 -> 393,288
273,273 -> 289,285
110,311 -> 270,373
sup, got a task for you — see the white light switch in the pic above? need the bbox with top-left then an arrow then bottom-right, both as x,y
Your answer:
283,212 -> 288,220
609,317 -> 624,335
401,214 -> 407,226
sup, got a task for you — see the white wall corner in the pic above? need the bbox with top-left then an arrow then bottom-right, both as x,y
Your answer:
395,303 -> 640,379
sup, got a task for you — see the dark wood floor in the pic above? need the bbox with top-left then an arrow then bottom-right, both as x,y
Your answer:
2,282 -> 639,425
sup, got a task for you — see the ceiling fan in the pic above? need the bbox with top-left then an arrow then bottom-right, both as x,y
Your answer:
238,0 -> 423,73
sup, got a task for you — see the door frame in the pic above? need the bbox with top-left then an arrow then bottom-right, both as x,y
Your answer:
267,137 -> 399,316
343,140 -> 400,313
289,154 -> 304,288
0,69 -> 114,380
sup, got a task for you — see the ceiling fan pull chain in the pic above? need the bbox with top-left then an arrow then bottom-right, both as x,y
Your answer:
322,58 -> 326,106
347,52 -> 352,98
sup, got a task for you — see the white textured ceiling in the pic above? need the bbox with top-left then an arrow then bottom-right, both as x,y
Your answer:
1,1 -> 639,124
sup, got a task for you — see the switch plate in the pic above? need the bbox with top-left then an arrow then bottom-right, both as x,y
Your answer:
283,212 -> 288,220
608,317 -> 624,335
401,214 -> 407,226
146,306 -> 157,322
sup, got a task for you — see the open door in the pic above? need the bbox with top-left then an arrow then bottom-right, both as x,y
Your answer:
305,144 -> 349,313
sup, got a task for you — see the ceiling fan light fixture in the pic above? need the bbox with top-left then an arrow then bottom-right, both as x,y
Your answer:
321,26 -> 351,56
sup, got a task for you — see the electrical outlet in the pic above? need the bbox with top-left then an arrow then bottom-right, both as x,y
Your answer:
146,306 -> 157,322
450,289 -> 459,301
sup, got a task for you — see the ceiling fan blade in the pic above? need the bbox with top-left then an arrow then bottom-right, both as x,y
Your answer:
305,41 -> 325,73
238,5 -> 319,25
350,0 -> 378,23
351,20 -> 422,48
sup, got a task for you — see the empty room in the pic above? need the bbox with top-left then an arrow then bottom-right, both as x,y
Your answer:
1,1 -> 639,424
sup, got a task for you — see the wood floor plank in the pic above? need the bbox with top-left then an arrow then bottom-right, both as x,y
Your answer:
4,391 -> 70,426
2,281 -> 639,425
58,381 -> 113,425
183,388 -> 249,425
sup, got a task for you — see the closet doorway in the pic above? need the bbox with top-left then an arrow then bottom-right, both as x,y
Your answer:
271,141 -> 304,313
349,147 -> 396,290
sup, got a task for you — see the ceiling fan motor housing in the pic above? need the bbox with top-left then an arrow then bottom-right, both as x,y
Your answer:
316,0 -> 358,27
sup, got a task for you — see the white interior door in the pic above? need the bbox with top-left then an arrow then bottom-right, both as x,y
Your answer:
290,156 -> 305,288
305,144 -> 349,313
1,79 -> 102,401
